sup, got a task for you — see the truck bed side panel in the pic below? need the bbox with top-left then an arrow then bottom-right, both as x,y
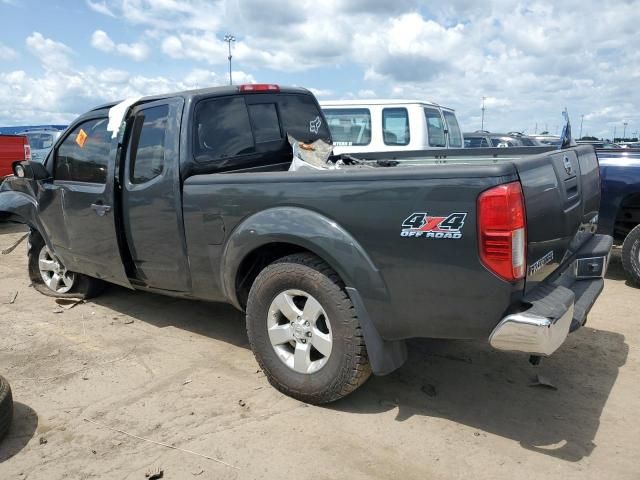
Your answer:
183,166 -> 521,341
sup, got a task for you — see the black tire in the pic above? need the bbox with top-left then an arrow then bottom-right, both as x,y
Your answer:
27,231 -> 105,299
622,224 -> 640,286
0,376 -> 13,441
246,253 -> 371,404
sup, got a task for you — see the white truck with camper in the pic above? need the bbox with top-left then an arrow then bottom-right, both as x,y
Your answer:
320,100 -> 464,156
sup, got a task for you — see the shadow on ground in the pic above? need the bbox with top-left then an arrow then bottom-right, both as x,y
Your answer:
94,284 -> 627,464
0,402 -> 38,462
606,250 -> 638,287
330,327 -> 627,463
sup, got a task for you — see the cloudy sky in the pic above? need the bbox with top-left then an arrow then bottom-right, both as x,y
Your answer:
0,0 -> 639,139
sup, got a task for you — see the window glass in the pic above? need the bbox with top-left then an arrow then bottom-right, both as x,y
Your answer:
25,133 -> 54,150
323,108 -> 371,146
424,108 -> 446,147
248,103 -> 282,143
130,105 -> 168,184
278,94 -> 331,143
194,96 -> 255,162
55,118 -> 110,183
382,108 -> 410,146
464,137 -> 490,148
443,111 -> 462,148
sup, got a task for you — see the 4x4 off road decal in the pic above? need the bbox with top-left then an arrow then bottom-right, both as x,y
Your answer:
401,212 -> 467,239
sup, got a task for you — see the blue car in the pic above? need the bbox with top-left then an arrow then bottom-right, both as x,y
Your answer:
597,148 -> 640,284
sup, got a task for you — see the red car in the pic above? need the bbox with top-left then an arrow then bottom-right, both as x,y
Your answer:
0,135 -> 31,179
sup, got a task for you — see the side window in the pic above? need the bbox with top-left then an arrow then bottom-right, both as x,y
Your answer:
382,108 -> 410,146
130,105 -> 168,184
443,111 -> 462,148
194,96 -> 255,162
277,94 -> 331,143
55,118 -> 110,183
424,108 -> 446,147
323,108 -> 371,146
248,103 -> 282,143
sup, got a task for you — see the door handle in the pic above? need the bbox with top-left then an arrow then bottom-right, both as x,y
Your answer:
91,202 -> 112,216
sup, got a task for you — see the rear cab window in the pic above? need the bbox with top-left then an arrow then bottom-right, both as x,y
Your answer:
382,108 -> 410,146
424,108 -> 446,147
193,93 -> 330,168
323,108 -> 371,146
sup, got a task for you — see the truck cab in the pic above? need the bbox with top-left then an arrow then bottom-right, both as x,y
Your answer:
320,100 -> 463,155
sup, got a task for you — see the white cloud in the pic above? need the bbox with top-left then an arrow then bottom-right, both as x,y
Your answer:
86,0 -> 115,17
308,88 -> 333,98
90,30 -> 149,61
25,32 -> 73,70
0,42 -> 17,60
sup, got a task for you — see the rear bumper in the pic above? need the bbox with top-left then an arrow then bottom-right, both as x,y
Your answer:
489,234 -> 612,356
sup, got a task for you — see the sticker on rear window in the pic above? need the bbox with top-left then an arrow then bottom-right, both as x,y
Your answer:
75,128 -> 88,148
401,212 -> 467,239
309,116 -> 321,134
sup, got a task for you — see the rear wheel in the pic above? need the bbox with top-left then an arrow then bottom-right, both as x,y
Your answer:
246,253 -> 371,404
0,376 -> 13,441
28,232 -> 104,299
622,224 -> 640,286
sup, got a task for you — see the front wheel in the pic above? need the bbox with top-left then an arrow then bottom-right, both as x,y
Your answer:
28,232 -> 104,299
622,224 -> 640,286
246,253 -> 371,404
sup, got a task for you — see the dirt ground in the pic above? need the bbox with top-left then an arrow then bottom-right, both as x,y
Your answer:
0,222 -> 638,480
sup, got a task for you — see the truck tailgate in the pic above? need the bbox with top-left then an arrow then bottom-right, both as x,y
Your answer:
515,145 -> 601,292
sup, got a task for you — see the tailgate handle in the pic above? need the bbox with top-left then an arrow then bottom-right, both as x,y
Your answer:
91,202 -> 112,217
564,176 -> 579,200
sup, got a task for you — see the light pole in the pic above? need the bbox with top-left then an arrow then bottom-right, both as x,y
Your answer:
613,126 -> 617,142
579,114 -> 584,139
224,34 -> 235,85
481,96 -> 486,131
623,121 -> 628,140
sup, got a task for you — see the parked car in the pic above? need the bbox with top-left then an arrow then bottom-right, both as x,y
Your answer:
0,84 -> 610,404
18,128 -> 64,163
530,134 -> 562,146
320,100 -> 463,155
507,132 -> 544,146
0,134 -> 31,179
463,131 -> 523,148
596,148 -> 640,284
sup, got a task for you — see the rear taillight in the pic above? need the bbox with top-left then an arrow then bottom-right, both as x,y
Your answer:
478,181 -> 526,282
239,84 -> 280,93
24,144 -> 31,161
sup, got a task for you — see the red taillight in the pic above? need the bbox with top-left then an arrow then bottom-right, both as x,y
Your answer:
24,143 -> 31,161
239,84 -> 280,93
478,181 -> 527,282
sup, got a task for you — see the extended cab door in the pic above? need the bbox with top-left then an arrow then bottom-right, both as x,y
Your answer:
47,116 -> 131,287
121,98 -> 191,291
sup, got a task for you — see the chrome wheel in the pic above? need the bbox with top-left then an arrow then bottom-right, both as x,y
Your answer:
267,289 -> 333,374
38,247 -> 75,293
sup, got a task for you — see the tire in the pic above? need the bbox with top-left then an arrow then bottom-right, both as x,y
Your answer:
246,253 -> 371,404
27,232 -> 105,299
622,224 -> 640,286
0,376 -> 13,442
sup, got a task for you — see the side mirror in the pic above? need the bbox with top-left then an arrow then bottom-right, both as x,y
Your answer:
12,161 -> 51,181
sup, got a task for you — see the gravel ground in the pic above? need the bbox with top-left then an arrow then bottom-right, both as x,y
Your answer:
0,222 -> 638,480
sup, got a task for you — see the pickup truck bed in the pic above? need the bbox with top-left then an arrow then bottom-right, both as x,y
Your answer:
0,86 -> 611,404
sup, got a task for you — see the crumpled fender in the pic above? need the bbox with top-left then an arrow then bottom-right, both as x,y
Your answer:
0,180 -> 51,248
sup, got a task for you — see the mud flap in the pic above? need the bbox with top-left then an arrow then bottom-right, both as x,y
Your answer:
346,287 -> 407,375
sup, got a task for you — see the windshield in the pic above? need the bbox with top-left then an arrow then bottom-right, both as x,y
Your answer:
442,111 -> 462,148
25,132 -> 54,150
323,108 -> 371,146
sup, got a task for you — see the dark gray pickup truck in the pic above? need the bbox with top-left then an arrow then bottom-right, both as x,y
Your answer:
0,85 -> 611,404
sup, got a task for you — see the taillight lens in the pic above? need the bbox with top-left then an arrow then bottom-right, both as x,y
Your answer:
478,181 -> 527,282
24,144 -> 31,161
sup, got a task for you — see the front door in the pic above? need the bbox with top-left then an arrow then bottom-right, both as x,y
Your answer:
48,116 -> 131,287
121,98 -> 191,291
